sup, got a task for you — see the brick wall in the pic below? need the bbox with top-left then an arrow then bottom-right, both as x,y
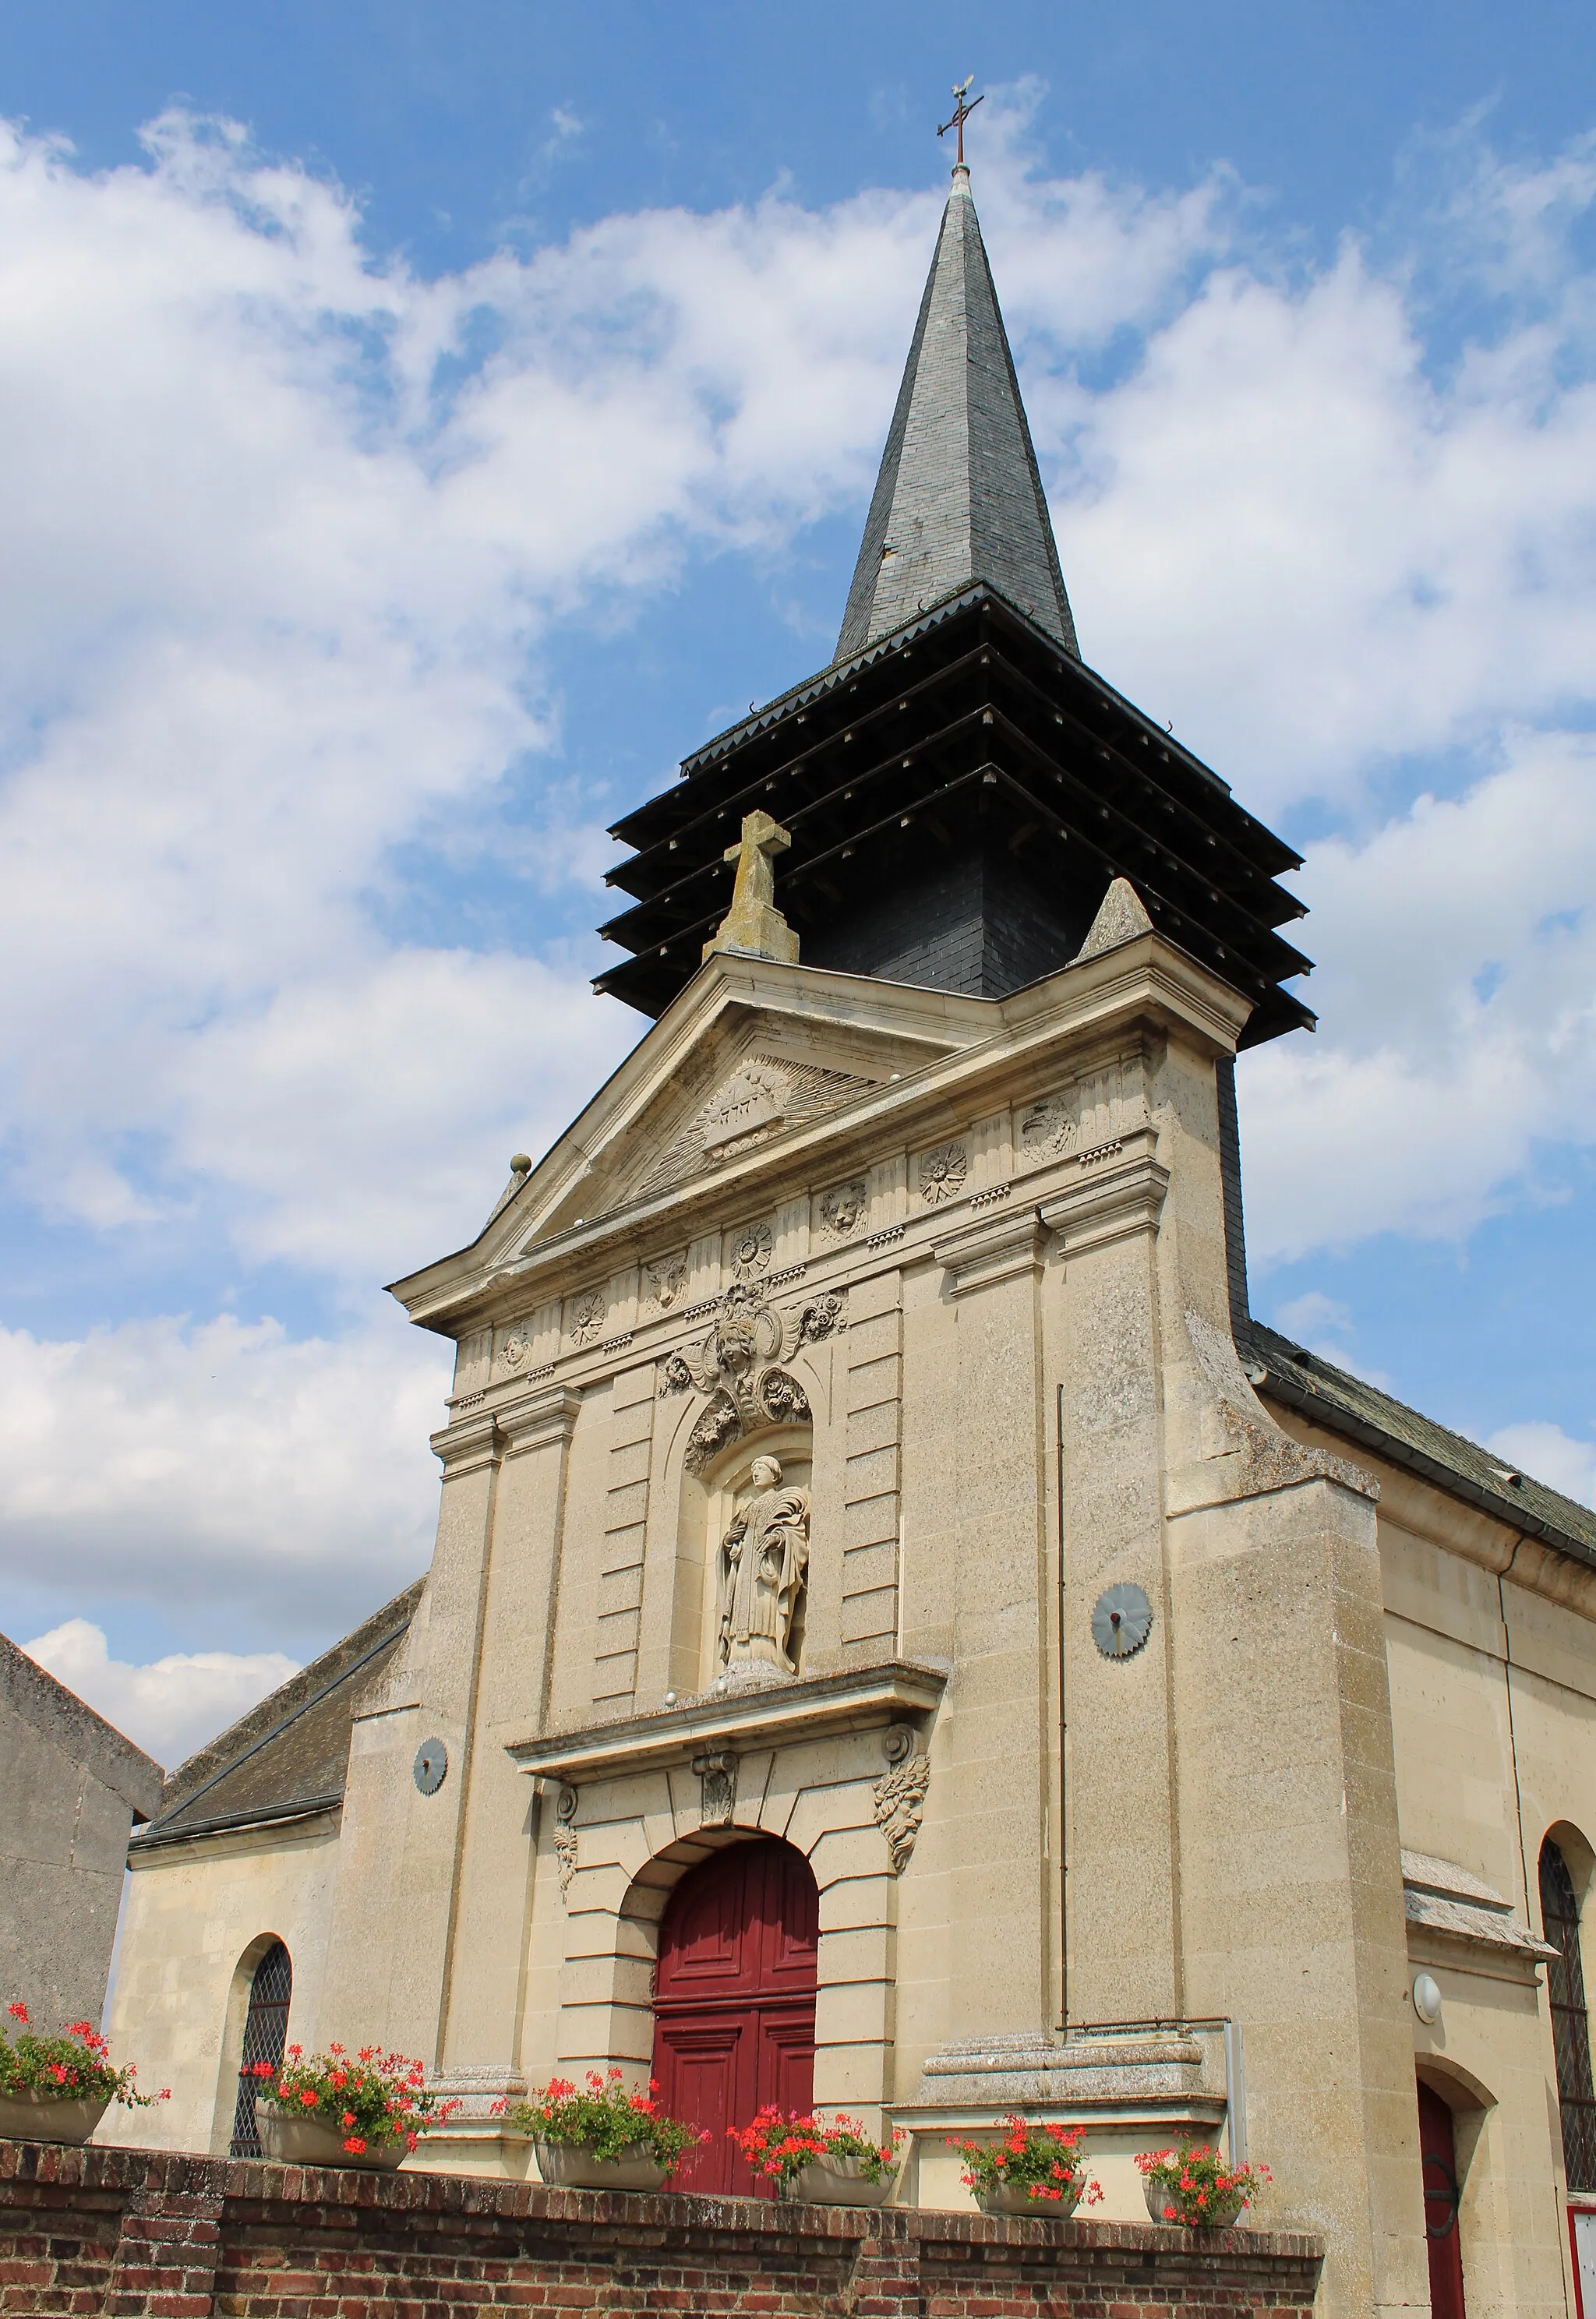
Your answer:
0,2141 -> 1322,2319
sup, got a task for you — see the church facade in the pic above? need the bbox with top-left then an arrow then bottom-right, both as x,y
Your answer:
104,161 -> 1596,2319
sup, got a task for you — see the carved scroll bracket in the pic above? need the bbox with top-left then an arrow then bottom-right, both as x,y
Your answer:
553,1783 -> 579,1901
692,1750 -> 738,1827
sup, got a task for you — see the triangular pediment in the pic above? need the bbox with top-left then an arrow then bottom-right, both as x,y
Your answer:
443,957 -> 995,1283
521,1008 -> 958,1248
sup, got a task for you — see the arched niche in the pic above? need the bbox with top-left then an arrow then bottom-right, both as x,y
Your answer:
666,1414 -> 814,1695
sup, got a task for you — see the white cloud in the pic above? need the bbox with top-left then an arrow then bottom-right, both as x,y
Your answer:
1485,1422 -> 1596,1509
1239,727 -> 1596,1260
1055,178 -> 1596,810
0,108 -> 1252,1283
20,1619 -> 298,1772
1269,1293 -> 1389,1387
0,1310 -> 449,1648
4,98 -> 1596,1655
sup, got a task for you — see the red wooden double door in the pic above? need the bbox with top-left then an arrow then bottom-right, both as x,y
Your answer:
650,1837 -> 818,2195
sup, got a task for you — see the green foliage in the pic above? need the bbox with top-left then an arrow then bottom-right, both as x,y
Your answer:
0,2003 -> 164,2108
730,2105 -> 905,2187
253,2043 -> 458,2155
949,2116 -> 1102,2207
1135,2141 -> 1271,2225
504,2067 -> 707,2173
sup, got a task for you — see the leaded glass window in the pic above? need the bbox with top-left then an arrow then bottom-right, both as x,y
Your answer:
1540,1840 -> 1596,2192
228,1941 -> 291,2158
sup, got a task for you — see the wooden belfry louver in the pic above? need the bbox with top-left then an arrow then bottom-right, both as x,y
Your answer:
596,134 -> 1312,1048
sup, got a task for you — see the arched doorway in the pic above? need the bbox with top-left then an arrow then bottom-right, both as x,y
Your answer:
650,1837 -> 818,2194
1418,2077 -> 1467,2319
228,1940 -> 292,2157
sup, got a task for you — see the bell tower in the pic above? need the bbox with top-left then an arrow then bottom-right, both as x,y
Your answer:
342,117 -> 1426,2319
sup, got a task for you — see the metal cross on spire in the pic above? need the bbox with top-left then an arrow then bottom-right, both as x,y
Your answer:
937,75 -> 984,167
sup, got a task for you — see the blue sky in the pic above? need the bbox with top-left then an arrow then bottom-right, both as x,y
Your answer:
2,2 -> 1595,1761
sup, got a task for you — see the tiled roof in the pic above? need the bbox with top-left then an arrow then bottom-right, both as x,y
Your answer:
131,1580 -> 423,1849
1240,1318 -> 1596,1572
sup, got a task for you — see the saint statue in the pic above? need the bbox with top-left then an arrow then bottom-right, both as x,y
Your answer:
718,1455 -> 810,1675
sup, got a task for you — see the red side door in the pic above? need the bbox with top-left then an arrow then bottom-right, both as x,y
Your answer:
651,1837 -> 819,2194
1418,2079 -> 1467,2319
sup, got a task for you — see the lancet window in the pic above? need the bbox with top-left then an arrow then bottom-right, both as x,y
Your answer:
1540,1838 -> 1596,2191
228,1940 -> 293,2158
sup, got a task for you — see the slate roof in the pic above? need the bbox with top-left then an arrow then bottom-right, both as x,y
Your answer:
0,1630 -> 163,1818
1240,1318 -> 1596,1572
130,1580 -> 423,1851
836,166 -> 1077,662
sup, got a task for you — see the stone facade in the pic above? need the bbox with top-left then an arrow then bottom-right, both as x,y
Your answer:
90,159 -> 1596,2319
92,895 -> 1596,2319
0,1632 -> 162,2032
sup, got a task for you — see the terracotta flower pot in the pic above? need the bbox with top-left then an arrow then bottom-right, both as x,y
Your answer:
976,2178 -> 1082,2219
0,2091 -> 111,2147
1142,2178 -> 1245,2229
258,2107 -> 407,2171
790,2155 -> 903,2208
533,2139 -> 669,2193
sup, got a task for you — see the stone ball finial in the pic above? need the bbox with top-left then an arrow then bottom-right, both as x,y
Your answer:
510,1153 -> 532,1174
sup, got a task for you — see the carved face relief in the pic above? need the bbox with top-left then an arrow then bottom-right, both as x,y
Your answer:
918,1142 -> 969,1205
818,1178 -> 867,1240
567,1287 -> 607,1347
728,1220 -> 774,1283
659,1350 -> 694,1397
1018,1092 -> 1079,1165
873,1753 -> 930,1874
501,1323 -> 531,1371
644,1249 -> 689,1311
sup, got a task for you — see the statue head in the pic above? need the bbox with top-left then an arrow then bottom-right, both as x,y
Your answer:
749,1454 -> 782,1491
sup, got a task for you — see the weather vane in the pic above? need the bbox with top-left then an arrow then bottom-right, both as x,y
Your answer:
937,76 -> 984,167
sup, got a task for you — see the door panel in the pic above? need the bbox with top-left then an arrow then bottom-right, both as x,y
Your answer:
654,1863 -> 750,1996
757,2005 -> 817,2119
651,2014 -> 750,2194
651,1838 -> 820,2196
758,1846 -> 822,1989
1418,2079 -> 1467,2319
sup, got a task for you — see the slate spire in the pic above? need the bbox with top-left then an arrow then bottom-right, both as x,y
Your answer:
836,164 -> 1079,662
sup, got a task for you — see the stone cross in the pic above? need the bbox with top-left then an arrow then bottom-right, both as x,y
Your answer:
701,809 -> 800,965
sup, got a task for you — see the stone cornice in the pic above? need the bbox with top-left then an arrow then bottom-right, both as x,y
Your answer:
1038,1135 -> 1169,1256
429,1410 -> 502,1476
391,936 -> 1245,1339
495,1385 -> 582,1456
934,1209 -> 1047,1298
507,1659 -> 947,1782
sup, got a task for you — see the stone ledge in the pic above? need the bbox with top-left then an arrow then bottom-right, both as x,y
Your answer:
507,1660 -> 948,1781
0,2137 -> 1324,2260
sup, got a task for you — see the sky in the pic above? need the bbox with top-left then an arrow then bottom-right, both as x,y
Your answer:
4,2 -> 1596,1767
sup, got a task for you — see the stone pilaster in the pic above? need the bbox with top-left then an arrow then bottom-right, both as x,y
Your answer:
440,1386 -> 581,2070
